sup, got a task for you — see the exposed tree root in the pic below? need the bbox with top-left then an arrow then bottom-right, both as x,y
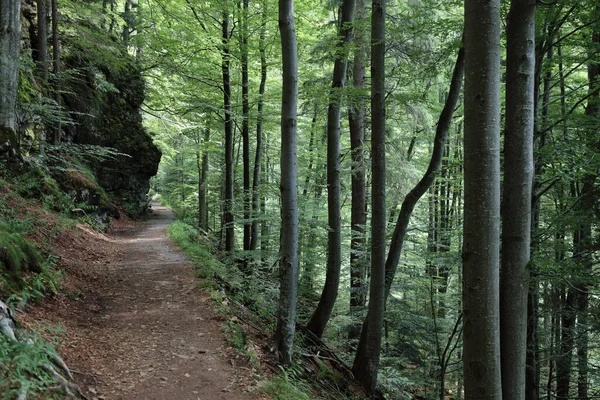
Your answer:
0,300 -> 86,399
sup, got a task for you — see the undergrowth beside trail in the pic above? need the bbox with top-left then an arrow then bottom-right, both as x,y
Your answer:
167,219 -> 366,400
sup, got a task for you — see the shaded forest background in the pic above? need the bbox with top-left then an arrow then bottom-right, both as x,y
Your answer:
1,0 -> 600,398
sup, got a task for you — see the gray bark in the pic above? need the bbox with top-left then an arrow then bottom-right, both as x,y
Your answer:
222,9 -> 235,252
240,0 -> 251,256
198,128 -> 210,232
352,0 -> 385,393
0,0 -> 21,135
463,0 -> 502,397
349,0 -> 367,311
36,0 -> 49,81
306,0 -> 355,338
275,0 -> 299,366
250,0 -> 267,252
352,44 -> 465,389
51,0 -> 61,143
500,1 -> 536,398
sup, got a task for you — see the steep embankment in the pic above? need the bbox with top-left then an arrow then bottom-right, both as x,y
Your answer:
27,204 -> 265,399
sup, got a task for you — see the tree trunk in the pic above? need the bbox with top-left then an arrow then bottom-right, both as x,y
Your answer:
275,0 -> 299,366
250,0 -> 267,252
51,0 -> 61,143
222,9 -> 235,252
36,0 -> 49,81
353,45 -> 465,387
240,0 -> 251,258
198,128 -> 210,232
122,0 -> 132,45
0,0 -> 21,136
500,1 -> 535,398
352,0 -> 385,393
306,0 -> 355,338
349,0 -> 367,312
462,0 -> 502,396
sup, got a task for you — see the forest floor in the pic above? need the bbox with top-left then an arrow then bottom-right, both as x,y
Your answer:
23,203 -> 268,400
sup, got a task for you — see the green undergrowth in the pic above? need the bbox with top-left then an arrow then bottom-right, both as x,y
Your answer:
167,219 -> 363,400
0,326 -> 66,399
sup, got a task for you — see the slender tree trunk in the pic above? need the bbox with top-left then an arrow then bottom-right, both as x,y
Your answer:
556,286 -> 576,399
250,0 -> 267,252
352,0 -> 385,392
240,0 -> 251,257
222,8 -> 235,252
198,128 -> 210,232
51,0 -> 61,143
0,0 -> 21,137
349,0 -> 367,311
275,0 -> 299,365
306,0 -> 355,338
500,1 -> 535,399
122,0 -> 132,44
462,0 -> 502,396
575,19 -> 600,397
36,0 -> 48,81
353,46 -> 465,384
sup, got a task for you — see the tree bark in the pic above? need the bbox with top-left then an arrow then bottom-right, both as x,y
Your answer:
0,0 -> 21,136
250,0 -> 268,252
51,0 -> 61,143
198,128 -> 210,232
352,0 -> 385,393
349,0 -> 367,311
462,0 -> 502,397
275,0 -> 299,366
306,0 -> 355,338
222,8 -> 235,252
500,1 -> 535,399
36,0 -> 49,81
240,0 -> 251,258
353,43 -> 465,389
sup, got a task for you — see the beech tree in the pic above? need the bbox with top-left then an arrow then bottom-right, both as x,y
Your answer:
462,0 -> 502,397
306,0 -> 356,338
349,0 -> 367,311
221,6 -> 235,252
0,0 -> 21,138
500,0 -> 536,397
275,0 -> 299,365
352,0 -> 385,393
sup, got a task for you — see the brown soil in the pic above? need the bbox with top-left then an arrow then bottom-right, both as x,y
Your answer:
27,204 -> 267,400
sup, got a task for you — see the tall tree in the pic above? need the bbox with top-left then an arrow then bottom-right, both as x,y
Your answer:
240,0 -> 251,257
36,0 -> 49,82
349,0 -> 367,312
352,41 -> 465,392
352,0 -> 385,392
275,0 -> 299,365
198,127 -> 210,232
306,0 -> 356,338
500,0 -> 535,398
222,6 -> 235,252
250,0 -> 268,251
51,0 -> 61,143
0,0 -> 21,138
463,0 -> 502,397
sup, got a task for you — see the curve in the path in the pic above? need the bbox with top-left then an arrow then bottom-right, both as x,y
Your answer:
80,205 -> 258,400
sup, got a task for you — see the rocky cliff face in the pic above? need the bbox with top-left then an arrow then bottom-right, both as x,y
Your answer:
61,42 -> 161,218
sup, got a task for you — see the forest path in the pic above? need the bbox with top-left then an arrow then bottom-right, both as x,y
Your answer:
54,204 -> 261,400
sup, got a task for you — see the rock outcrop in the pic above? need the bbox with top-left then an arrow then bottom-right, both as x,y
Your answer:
61,40 -> 161,218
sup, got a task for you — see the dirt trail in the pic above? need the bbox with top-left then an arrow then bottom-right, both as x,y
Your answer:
52,204 -> 261,400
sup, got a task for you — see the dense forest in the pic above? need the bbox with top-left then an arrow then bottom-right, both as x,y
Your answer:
1,0 -> 600,398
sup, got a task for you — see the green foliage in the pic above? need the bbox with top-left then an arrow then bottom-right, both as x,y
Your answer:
0,326 -> 66,398
260,368 -> 314,400
224,320 -> 246,352
0,221 -> 43,275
